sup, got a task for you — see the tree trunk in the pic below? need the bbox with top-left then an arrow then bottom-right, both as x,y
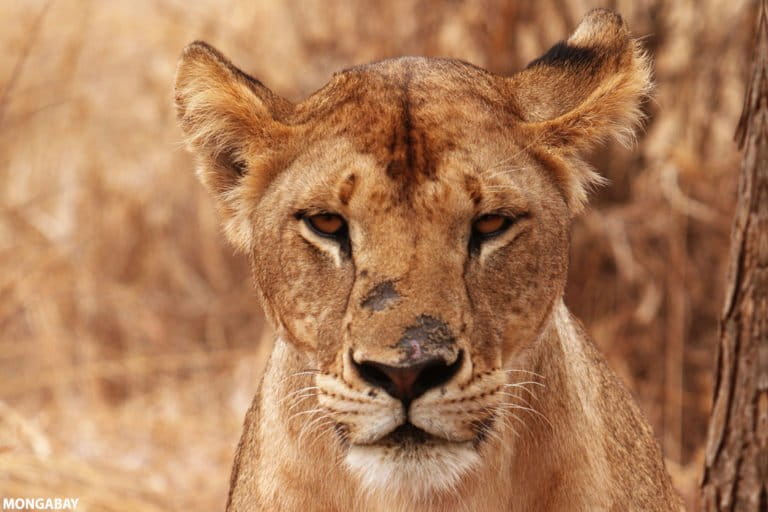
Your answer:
700,1 -> 768,510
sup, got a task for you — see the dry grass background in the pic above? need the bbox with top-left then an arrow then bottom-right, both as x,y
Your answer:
0,0 -> 755,509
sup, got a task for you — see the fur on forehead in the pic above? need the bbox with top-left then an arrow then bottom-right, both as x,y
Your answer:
174,8 -> 652,250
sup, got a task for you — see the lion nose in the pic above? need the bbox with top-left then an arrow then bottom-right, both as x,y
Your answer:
353,352 -> 463,407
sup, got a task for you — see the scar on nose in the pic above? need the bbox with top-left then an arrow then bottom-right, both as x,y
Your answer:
396,315 -> 455,360
361,280 -> 400,311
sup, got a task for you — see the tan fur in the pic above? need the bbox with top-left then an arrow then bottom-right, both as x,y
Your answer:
175,9 -> 680,511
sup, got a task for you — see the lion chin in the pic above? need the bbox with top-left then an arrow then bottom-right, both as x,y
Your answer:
343,425 -> 481,499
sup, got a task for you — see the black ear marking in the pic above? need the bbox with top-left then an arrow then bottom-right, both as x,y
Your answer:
232,160 -> 247,176
215,149 -> 247,177
527,42 -> 599,72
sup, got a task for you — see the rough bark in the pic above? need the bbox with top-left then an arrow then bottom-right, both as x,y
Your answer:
700,0 -> 768,510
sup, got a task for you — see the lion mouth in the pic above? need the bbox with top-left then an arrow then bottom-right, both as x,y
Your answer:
341,418 -> 494,449
381,422 -> 435,445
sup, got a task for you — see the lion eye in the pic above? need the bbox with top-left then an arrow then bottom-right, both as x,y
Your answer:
305,213 -> 346,237
472,214 -> 509,238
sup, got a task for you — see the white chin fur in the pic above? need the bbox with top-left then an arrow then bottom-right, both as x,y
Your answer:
344,442 -> 480,499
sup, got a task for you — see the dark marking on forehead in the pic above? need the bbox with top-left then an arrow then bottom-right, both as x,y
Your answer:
385,64 -> 440,191
464,173 -> 483,206
338,173 -> 357,205
361,280 -> 400,311
385,66 -> 415,183
294,58 -> 511,198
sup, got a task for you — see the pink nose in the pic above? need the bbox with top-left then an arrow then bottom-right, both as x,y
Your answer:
352,352 -> 463,407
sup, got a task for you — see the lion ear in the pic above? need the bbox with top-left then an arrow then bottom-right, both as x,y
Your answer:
508,9 -> 652,212
174,41 -> 295,250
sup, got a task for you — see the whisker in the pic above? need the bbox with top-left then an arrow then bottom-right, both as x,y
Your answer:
299,415 -> 334,447
497,391 -> 540,412
275,369 -> 320,386
286,393 -> 320,412
278,386 -> 320,405
286,407 -> 326,424
503,379 -> 546,389
476,405 -> 519,442
501,382 -> 542,401
496,402 -> 553,431
491,404 -> 529,437
501,368 -> 546,379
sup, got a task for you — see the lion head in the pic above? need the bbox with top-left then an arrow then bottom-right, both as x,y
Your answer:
175,9 -> 651,499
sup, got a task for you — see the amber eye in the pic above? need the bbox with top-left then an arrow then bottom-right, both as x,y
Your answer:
472,214 -> 509,237
305,213 -> 346,237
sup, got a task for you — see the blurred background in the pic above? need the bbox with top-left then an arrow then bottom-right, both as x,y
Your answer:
0,0 -> 755,509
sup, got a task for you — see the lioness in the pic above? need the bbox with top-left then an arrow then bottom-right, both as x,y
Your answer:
175,9 -> 680,511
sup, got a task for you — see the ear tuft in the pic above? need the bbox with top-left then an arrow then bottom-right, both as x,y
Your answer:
174,41 -> 294,251
510,9 -> 653,212
174,41 -> 282,178
568,8 -> 627,49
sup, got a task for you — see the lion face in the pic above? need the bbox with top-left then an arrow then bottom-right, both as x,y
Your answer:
263,96 -> 570,493
242,62 -> 572,494
175,9 -> 650,498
